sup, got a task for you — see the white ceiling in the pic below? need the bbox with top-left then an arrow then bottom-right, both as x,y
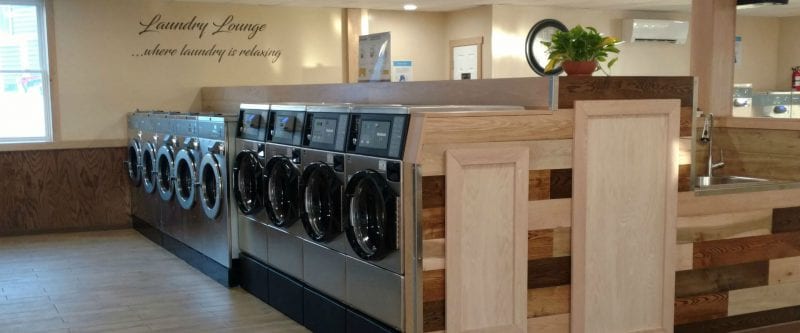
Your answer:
179,0 -> 800,16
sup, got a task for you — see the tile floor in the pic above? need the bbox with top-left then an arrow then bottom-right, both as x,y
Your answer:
0,229 -> 308,333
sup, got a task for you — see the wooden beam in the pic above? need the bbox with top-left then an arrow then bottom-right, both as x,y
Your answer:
691,0 -> 736,117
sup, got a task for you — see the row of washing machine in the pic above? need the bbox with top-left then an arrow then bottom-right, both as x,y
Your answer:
126,111 -> 239,285
233,104 -> 410,333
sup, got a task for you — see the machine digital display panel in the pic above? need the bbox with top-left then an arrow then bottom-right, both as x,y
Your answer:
244,112 -> 261,129
358,120 -> 391,150
311,118 -> 337,145
273,113 -> 296,140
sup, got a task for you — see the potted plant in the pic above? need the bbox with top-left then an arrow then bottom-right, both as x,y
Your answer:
542,25 -> 621,76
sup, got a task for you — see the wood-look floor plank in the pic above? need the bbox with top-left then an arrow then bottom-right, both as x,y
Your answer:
0,229 -> 308,333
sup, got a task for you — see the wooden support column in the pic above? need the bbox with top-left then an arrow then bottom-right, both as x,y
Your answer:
343,8 -> 366,83
691,0 -> 737,117
571,99 -> 679,333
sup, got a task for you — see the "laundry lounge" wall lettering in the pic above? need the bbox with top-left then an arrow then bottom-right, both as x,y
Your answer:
133,14 -> 282,63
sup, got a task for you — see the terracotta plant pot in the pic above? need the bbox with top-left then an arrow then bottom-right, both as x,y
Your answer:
562,61 -> 597,76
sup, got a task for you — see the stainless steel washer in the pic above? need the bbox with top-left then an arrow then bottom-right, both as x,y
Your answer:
154,113 -> 182,237
342,105 -> 410,330
298,104 -> 350,302
234,104 -> 271,263
264,104 -> 306,280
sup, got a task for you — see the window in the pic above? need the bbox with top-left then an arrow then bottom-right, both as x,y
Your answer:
0,0 -> 51,143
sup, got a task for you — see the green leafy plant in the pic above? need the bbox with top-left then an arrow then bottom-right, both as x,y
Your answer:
542,25 -> 621,74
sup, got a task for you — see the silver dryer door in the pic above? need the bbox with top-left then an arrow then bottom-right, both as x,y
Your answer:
199,152 -> 224,219
126,138 -> 142,186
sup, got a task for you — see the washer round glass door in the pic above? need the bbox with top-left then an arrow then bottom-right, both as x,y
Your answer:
127,139 -> 142,186
344,170 -> 397,260
264,156 -> 300,227
174,148 -> 198,210
233,151 -> 263,215
199,153 -> 224,219
301,162 -> 341,242
142,143 -> 157,194
156,145 -> 175,201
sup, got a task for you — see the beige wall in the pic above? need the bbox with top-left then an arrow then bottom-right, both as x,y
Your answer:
490,5 -> 691,78
445,6 -> 493,79
777,17 -> 800,90
734,16 -> 780,91
367,10 -> 447,81
51,0 -> 343,142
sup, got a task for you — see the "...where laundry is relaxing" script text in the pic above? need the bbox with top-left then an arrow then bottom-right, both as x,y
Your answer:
132,14 -> 282,63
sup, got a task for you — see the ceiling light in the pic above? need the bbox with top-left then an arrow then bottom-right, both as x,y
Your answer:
403,4 -> 417,11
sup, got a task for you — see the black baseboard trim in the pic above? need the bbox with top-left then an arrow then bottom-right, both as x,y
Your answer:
238,252 -> 399,333
132,216 -> 239,288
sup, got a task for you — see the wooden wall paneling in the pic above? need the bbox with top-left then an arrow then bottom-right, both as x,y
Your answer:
675,304 -> 800,333
551,227 -> 571,258
422,113 -> 573,145
529,170 -> 551,201
527,313 -> 569,333
445,147 -> 528,332
693,231 -> 800,269
0,148 -> 130,235
422,239 -> 445,271
675,261 -> 769,298
572,99 -> 679,333
420,139 -> 572,176
529,199 -> 572,230
527,285 -> 571,318
528,229 -> 554,260
674,292 -> 730,325
772,206 -> 800,234
716,116 -> 800,131
677,209 -> 772,244
528,257 -> 571,289
677,243 -> 695,271
728,282 -> 800,316
557,77 -> 694,109
716,150 -> 800,182
769,257 -> 800,285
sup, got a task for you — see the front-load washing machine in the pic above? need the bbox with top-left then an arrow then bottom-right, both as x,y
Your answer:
153,113 -> 182,235
298,104 -> 351,303
127,111 -> 158,229
138,112 -> 161,231
342,105 -> 410,331
170,114 -> 201,242
234,104 -> 271,264
192,114 -> 239,275
264,104 -> 306,280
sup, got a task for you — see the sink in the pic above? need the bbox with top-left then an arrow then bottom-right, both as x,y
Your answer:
696,175 -> 770,187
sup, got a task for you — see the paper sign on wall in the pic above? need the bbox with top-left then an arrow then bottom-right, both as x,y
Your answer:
358,32 -> 391,82
392,60 -> 413,82
453,44 -> 478,80
735,35 -> 742,66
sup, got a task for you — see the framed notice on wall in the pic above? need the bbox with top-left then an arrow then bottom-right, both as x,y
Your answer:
450,37 -> 483,80
358,32 -> 391,82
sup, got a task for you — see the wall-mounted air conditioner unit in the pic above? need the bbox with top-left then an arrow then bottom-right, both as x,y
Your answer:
622,19 -> 689,44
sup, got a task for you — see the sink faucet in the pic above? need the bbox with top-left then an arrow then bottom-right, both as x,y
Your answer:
700,113 -> 725,177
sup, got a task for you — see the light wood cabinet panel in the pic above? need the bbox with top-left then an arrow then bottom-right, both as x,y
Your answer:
445,147 -> 529,333
572,100 -> 679,333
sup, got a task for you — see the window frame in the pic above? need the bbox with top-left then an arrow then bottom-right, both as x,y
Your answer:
0,0 -> 52,144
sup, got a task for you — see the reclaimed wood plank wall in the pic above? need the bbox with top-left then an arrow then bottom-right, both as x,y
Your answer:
0,148 -> 130,235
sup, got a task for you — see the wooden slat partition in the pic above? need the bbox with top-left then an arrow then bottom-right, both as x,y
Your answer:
202,77 -> 554,114
445,147 -> 529,332
571,99 -> 679,333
